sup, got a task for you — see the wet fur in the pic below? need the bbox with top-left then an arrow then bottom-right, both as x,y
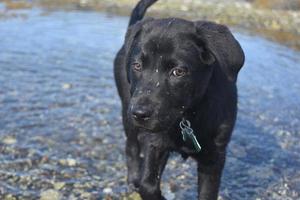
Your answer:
114,0 -> 245,199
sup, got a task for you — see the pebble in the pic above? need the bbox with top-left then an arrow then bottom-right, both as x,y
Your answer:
40,189 -> 61,200
62,83 -> 72,89
80,192 -> 92,199
3,136 -> 17,145
54,182 -> 65,190
103,187 -> 113,194
124,192 -> 142,200
59,158 -> 77,166
4,194 -> 16,200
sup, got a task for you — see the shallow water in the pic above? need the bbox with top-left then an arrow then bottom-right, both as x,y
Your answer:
0,8 -> 299,200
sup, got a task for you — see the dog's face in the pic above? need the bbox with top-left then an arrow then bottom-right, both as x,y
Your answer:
124,19 -> 244,131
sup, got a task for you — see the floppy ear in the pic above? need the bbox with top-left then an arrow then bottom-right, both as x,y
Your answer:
124,22 -> 143,56
123,19 -> 153,83
124,22 -> 143,83
194,21 -> 245,82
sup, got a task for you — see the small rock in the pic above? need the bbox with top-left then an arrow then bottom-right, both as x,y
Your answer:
4,194 -> 16,200
62,83 -> 72,90
40,189 -> 61,200
180,5 -> 189,11
80,0 -> 89,6
125,192 -> 142,200
3,136 -> 17,145
66,158 -> 77,166
103,187 -> 113,194
54,182 -> 65,190
59,158 -> 77,166
80,192 -> 92,199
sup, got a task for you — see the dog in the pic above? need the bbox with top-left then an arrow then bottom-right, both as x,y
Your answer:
114,0 -> 245,199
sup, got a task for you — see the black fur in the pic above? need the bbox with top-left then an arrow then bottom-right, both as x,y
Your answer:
114,1 -> 245,199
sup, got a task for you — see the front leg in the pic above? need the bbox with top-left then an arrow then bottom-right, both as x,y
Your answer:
126,132 -> 141,189
197,152 -> 226,200
138,133 -> 169,200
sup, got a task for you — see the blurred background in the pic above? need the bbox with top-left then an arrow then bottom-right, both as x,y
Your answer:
0,0 -> 299,199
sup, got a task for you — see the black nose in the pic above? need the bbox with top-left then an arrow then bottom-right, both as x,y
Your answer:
132,106 -> 152,121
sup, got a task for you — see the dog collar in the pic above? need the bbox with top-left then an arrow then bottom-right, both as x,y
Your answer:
179,118 -> 202,152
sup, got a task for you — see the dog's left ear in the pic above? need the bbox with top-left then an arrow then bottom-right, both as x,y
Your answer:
194,21 -> 245,82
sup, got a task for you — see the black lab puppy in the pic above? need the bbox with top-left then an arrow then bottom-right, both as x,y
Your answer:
114,0 -> 245,199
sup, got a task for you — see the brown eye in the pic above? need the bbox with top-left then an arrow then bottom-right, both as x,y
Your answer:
132,62 -> 142,71
171,67 -> 187,77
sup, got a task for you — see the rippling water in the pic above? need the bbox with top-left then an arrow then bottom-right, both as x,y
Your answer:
0,7 -> 299,200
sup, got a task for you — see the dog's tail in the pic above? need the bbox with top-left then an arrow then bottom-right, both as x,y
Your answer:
128,0 -> 158,27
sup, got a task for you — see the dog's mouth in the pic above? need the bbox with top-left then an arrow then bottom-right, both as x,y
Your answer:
132,118 -> 161,132
131,112 -> 183,133
135,124 -> 157,132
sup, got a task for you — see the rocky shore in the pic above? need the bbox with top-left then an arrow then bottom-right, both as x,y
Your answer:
75,0 -> 300,35
1,0 -> 300,50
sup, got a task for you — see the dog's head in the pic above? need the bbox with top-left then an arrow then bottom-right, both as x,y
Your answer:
124,18 -> 244,131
